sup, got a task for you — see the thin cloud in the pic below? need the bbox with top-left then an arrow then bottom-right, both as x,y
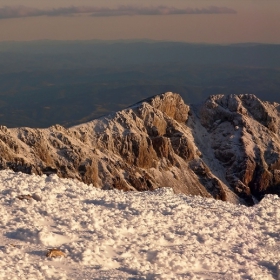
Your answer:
0,5 -> 237,20
90,6 -> 237,17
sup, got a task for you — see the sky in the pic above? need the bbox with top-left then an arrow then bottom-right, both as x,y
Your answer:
0,0 -> 279,43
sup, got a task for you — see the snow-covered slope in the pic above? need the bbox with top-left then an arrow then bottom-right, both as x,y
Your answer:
0,170 -> 280,279
0,92 -> 280,204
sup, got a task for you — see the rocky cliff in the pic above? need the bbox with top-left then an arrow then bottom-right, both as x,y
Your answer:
1,92 -> 280,205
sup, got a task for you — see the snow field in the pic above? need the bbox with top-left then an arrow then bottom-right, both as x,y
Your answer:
0,170 -> 279,279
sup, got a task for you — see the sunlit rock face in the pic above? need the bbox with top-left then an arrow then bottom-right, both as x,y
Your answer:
1,92 -> 280,205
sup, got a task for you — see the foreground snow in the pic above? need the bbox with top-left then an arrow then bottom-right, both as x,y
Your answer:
0,170 -> 279,279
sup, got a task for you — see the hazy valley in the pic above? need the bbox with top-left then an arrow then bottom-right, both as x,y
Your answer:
0,41 -> 279,128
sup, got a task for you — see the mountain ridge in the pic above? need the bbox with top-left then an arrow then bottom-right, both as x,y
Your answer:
1,92 -> 280,205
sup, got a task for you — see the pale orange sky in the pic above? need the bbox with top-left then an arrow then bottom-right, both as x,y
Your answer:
0,0 -> 279,43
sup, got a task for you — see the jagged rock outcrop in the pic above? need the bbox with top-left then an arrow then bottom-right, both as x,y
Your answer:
1,92 -> 280,205
198,94 -> 280,204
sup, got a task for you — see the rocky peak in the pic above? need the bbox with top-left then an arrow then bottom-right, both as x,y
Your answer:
148,92 -> 190,123
0,92 -> 280,205
198,93 -> 280,203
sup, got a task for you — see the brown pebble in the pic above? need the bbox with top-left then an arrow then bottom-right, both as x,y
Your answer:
46,248 -> 66,258
17,193 -> 42,201
17,195 -> 33,200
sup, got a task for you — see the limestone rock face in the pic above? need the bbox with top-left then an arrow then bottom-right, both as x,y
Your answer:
198,94 -> 280,204
1,92 -> 280,205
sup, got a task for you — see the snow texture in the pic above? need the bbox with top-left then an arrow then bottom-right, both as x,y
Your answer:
0,170 -> 279,279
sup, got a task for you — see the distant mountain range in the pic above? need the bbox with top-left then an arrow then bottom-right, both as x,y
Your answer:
1,92 -> 280,205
